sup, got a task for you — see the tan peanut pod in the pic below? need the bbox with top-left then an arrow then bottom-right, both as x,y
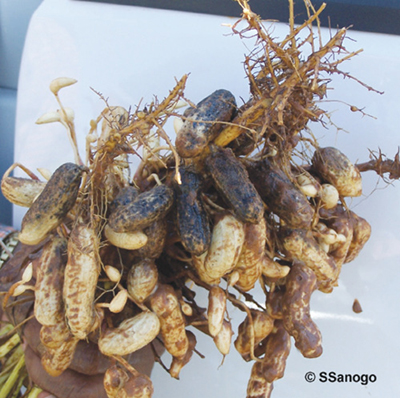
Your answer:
320,214 -> 353,292
191,252 -> 220,285
41,335 -> 80,377
213,319 -> 234,356
1,174 -> 46,207
312,146 -> 362,197
117,373 -> 154,398
104,224 -> 148,251
149,284 -> 189,359
104,365 -> 154,398
234,218 -> 266,291
169,330 -> 197,379
261,256 -> 290,281
40,322 -> 73,350
99,311 -> 160,356
279,227 -> 336,286
246,361 -> 274,398
63,223 -> 100,340
282,263 -> 322,358
204,213 -> 246,282
261,320 -> 291,383
34,236 -> 67,326
19,163 -> 84,245
345,211 -> 371,263
234,310 -> 274,357
207,286 -> 226,337
127,259 -> 158,303
104,365 -> 129,398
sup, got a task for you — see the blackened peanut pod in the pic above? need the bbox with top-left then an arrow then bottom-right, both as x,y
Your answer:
282,263 -> 322,358
149,284 -> 189,359
63,223 -> 100,340
173,165 -> 211,255
136,217 -> 167,259
34,235 -> 67,326
127,259 -> 159,303
312,146 -> 362,197
108,184 -> 174,232
175,89 -> 236,158
19,163 -> 84,245
246,158 -> 314,229
206,146 -> 264,224
108,185 -> 139,214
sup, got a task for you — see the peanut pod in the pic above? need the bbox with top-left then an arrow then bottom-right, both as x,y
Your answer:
282,263 -> 322,358
63,223 -> 100,340
127,259 -> 159,303
234,218 -> 267,291
103,365 -> 154,398
207,286 -> 226,337
234,310 -> 274,358
175,89 -> 236,158
213,319 -> 234,356
169,330 -> 197,379
19,162 -> 84,245
246,158 -> 314,229
246,361 -> 274,398
173,165 -> 211,255
136,217 -> 167,259
260,320 -> 291,383
312,146 -> 362,197
279,227 -> 337,288
99,311 -> 160,356
345,211 -> 371,263
203,213 -> 245,283
108,184 -> 174,232
34,235 -> 67,326
41,335 -> 80,377
1,175 -> 46,207
206,145 -> 264,224
149,284 -> 189,359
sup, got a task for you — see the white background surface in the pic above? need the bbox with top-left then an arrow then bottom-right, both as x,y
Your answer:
13,0 -> 400,397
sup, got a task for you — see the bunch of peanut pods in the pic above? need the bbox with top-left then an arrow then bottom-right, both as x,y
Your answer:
1,2 -> 387,397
